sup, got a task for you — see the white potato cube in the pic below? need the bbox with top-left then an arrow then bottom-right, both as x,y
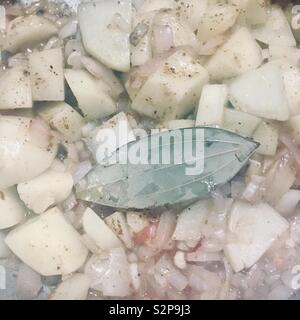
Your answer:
0,66 -> 32,109
17,165 -> 73,214
85,112 -> 135,163
228,63 -> 290,121
289,115 -> 300,145
245,0 -> 268,25
82,208 -> 123,251
225,201 -> 289,272
206,27 -> 263,81
281,62 -> 300,116
223,108 -> 261,137
29,48 -> 65,101
174,0 -> 208,30
0,116 -> 58,190
78,0 -> 131,72
50,273 -> 90,300
0,187 -> 26,230
172,199 -> 213,242
252,5 -> 296,47
105,212 -> 133,249
197,4 -> 239,42
268,45 -> 300,66
165,119 -> 195,130
196,84 -> 227,126
132,50 -> 209,120
0,232 -> 10,258
5,207 -> 88,276
1,15 -> 58,53
0,6 -> 6,31
38,102 -> 85,142
252,122 -> 278,156
65,69 -> 116,120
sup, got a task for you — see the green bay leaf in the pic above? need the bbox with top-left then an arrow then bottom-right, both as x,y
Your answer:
76,127 -> 259,209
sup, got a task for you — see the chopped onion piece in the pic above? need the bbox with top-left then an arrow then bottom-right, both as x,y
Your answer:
58,19 -> 78,39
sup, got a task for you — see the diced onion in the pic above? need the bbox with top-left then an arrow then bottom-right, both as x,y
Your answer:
58,19 -> 78,39
152,24 -> 174,54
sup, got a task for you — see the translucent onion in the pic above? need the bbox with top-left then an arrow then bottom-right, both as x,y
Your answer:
152,24 -> 174,54
58,18 -> 78,39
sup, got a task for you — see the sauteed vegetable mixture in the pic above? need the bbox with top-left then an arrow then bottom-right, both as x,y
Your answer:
0,0 -> 300,300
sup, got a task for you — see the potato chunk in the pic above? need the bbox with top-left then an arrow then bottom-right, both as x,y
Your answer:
29,48 -> 65,101
5,207 -> 88,276
0,66 -> 32,109
225,201 -> 288,272
0,187 -> 26,230
131,50 -> 209,120
206,27 -> 263,81
78,0 -> 131,72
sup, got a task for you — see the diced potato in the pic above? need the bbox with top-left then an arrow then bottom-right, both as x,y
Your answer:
165,119 -> 195,129
197,4 -> 239,42
228,63 -> 290,121
50,273 -> 90,300
85,112 -> 135,163
0,6 -> 5,31
105,212 -> 133,249
288,115 -> 300,145
5,207 -> 88,276
244,0 -> 268,25
29,48 -> 65,101
82,208 -> 123,251
0,116 -> 58,190
206,27 -> 263,81
17,164 -> 74,214
227,0 -> 248,25
132,50 -> 209,120
172,199 -> 213,242
0,66 -> 32,109
0,187 -> 26,230
174,0 -> 208,30
252,122 -> 278,156
280,62 -> 300,116
0,232 -> 10,258
64,69 -> 116,120
38,102 -> 84,142
78,0 -> 131,72
252,5 -> 296,47
195,84 -> 227,126
224,201 -> 289,272
1,15 -> 58,53
223,108 -> 261,137
268,45 -> 300,66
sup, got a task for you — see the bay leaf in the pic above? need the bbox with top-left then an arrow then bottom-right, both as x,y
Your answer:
76,127 -> 259,209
